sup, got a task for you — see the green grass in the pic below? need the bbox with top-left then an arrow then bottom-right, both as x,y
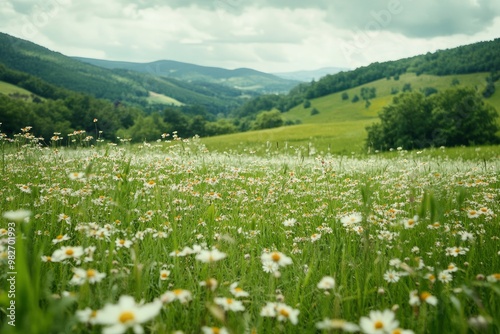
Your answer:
0,134 -> 499,334
202,120 -> 374,154
147,91 -> 184,106
0,81 -> 39,101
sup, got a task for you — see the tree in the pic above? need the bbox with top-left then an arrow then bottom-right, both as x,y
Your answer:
366,88 -> 499,151
117,115 -> 167,142
252,110 -> 284,130
163,108 -> 190,136
351,95 -> 360,103
310,108 -> 320,115
421,87 -> 438,97
303,100 -> 311,108
482,74 -> 496,98
204,119 -> 237,136
431,88 -> 499,146
341,92 -> 349,101
189,115 -> 207,137
402,83 -> 412,92
360,87 -> 376,100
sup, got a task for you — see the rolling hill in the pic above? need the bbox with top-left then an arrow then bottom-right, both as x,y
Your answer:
0,32 -> 248,114
202,72 -> 500,153
73,57 -> 299,93
0,32 -> 498,153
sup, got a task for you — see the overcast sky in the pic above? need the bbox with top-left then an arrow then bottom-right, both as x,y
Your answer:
1,0 -> 500,73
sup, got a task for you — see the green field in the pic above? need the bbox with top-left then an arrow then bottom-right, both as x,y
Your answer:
202,120 -> 374,154
0,81 -> 38,101
147,91 -> 184,106
0,136 -> 499,334
202,73 -> 499,153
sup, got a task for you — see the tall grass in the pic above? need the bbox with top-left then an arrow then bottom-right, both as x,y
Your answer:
0,130 -> 499,333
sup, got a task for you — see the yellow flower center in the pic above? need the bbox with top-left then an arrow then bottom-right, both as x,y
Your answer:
271,253 -> 281,262
279,309 -> 289,318
118,311 -> 135,324
420,291 -> 431,301
161,272 -> 168,279
212,327 -> 220,334
374,321 -> 384,329
227,298 -> 233,304
119,239 -> 125,245
173,289 -> 184,295
86,269 -> 96,278
393,329 -> 402,334
56,235 -> 63,240
65,249 -> 74,256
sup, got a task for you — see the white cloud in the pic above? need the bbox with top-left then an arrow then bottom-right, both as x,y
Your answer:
0,0 -> 499,72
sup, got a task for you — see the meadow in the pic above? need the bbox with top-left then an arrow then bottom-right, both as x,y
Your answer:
0,130 -> 499,334
202,72 -> 500,154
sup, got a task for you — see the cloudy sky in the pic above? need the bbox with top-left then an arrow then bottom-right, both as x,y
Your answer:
1,0 -> 500,73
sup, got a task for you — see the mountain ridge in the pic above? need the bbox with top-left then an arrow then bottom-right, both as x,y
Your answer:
72,57 -> 299,93
0,32 -> 249,113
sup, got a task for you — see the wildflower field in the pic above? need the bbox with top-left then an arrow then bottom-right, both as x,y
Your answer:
1,131 -> 499,334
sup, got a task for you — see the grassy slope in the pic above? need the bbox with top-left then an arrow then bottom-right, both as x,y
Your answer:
202,73 -> 499,153
147,91 -> 184,106
283,72 -> 492,124
0,80 -> 36,96
201,120 -> 374,154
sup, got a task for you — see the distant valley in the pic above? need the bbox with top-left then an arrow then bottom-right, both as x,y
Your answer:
0,31 -> 498,152
73,57 -> 301,93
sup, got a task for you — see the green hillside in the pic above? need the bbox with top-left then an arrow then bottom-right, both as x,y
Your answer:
1,32 -> 498,151
203,72 -> 500,153
284,72 -> 494,124
0,80 -> 40,102
0,33 -> 246,114
73,57 -> 299,93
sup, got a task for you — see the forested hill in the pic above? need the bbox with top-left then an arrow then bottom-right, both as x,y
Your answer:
282,38 -> 500,109
73,57 -> 299,93
0,32 -> 246,115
